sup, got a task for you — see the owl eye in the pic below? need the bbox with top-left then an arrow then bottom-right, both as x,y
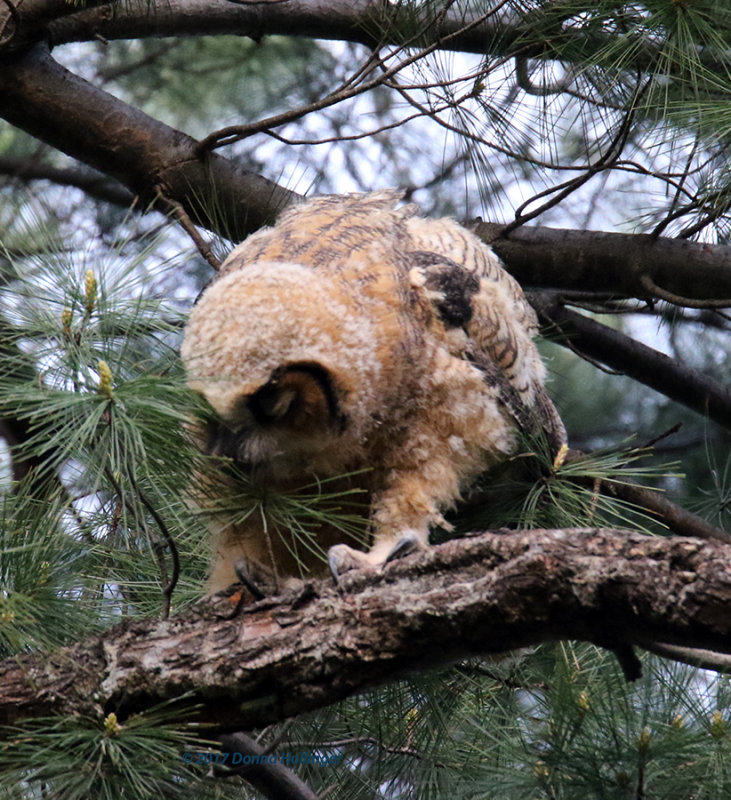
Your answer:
247,362 -> 347,432
248,383 -> 297,422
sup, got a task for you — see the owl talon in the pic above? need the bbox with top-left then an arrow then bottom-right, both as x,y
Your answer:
328,548 -> 343,584
234,559 -> 266,600
327,544 -> 374,583
384,530 -> 421,564
328,531 -> 424,584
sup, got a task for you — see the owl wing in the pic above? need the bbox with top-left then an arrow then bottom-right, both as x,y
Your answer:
404,215 -> 566,455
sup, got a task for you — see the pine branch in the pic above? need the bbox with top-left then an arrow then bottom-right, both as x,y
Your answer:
1,26 -> 730,301
0,42 -> 296,242
216,732 -> 320,800
44,0 -> 731,77
0,156 -> 134,207
0,0 -> 109,52
2,527 -> 730,732
531,292 -> 731,431
477,224 -> 731,306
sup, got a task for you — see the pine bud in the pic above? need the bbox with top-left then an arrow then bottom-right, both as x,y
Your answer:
533,760 -> 549,779
552,443 -> 569,471
577,690 -> 590,712
637,726 -> 651,755
104,712 -> 121,737
710,711 -> 725,738
98,360 -> 114,399
38,561 -> 51,586
84,269 -> 97,315
61,308 -> 73,336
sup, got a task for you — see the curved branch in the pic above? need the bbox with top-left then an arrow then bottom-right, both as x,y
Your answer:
0,43 -> 296,242
531,292 -> 731,431
2,527 -> 730,731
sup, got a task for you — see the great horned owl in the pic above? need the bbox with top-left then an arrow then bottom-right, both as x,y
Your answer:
182,191 -> 566,594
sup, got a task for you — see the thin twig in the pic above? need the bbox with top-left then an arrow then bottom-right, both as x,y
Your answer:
196,3 -> 509,154
129,473 -> 180,619
155,187 -> 221,270
640,274 -> 731,310
638,641 -> 731,675
501,74 -> 650,234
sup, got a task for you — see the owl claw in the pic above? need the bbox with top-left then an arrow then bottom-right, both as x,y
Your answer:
384,530 -> 420,563
328,531 -> 424,583
328,544 -> 367,583
234,559 -> 266,600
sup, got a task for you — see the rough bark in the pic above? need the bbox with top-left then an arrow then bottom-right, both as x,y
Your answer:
1,528 -> 730,733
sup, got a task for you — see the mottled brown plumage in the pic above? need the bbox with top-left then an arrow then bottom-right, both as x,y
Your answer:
182,191 -> 565,593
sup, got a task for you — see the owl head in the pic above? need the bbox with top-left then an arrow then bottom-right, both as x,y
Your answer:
181,262 -> 382,475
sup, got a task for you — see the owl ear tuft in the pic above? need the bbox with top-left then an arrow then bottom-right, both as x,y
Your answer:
248,362 -> 347,432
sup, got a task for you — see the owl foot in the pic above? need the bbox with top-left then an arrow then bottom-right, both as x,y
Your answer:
328,545 -> 366,583
384,530 -> 420,563
328,530 -> 423,583
213,560 -> 265,619
234,559 -> 267,600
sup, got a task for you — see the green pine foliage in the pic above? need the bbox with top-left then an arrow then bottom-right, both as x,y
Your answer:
243,647 -> 731,800
0,210 -> 225,795
200,466 -> 371,574
450,431 -> 682,538
0,705 -> 216,800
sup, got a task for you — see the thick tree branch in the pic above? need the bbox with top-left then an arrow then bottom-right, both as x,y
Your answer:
0,155 -> 135,207
1,528 -> 730,732
0,20 -> 730,299
45,0 -> 731,77
476,223 -> 731,306
0,0 -> 109,51
531,292 -> 731,431
0,43 -> 296,241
